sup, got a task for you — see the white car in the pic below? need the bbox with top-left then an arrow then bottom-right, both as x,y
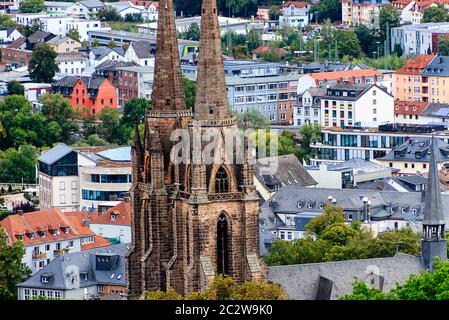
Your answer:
0,205 -> 7,211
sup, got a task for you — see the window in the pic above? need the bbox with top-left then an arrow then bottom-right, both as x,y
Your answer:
268,83 -> 277,90
72,194 -> 77,204
45,244 -> 50,251
234,96 -> 244,104
246,85 -> 255,92
24,289 -> 30,300
267,94 -> 277,101
59,181 -> 65,190
279,82 -> 288,89
246,95 -> 255,103
214,167 -> 229,193
235,86 -> 244,92
54,291 -> 61,299
68,240 -> 74,248
60,194 -> 66,204
279,93 -> 289,100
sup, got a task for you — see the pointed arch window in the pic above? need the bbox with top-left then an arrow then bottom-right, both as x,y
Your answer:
215,167 -> 229,193
217,213 -> 229,275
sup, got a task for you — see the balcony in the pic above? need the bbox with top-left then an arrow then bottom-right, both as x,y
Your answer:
32,252 -> 47,260
54,249 -> 70,256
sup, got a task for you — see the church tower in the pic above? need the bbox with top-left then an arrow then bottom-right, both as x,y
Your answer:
422,135 -> 447,271
126,0 -> 266,299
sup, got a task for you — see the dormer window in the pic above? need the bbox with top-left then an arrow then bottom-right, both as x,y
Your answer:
308,203 -> 313,209
110,214 -> 118,221
41,276 -> 48,283
64,227 -> 70,234
29,233 -> 35,240
39,231 -> 46,237
18,235 -> 24,241
80,272 -> 89,281
297,201 -> 302,208
52,229 -> 58,236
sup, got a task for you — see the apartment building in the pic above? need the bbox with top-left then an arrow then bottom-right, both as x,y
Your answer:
342,0 -> 390,27
227,73 -> 300,124
78,147 -> 132,211
52,76 -> 118,114
297,68 -> 383,94
294,87 -> 326,126
391,22 -> 449,55
67,0 -> 106,19
279,1 -> 311,27
378,137 -> 449,174
310,123 -> 449,164
421,55 -> 449,103
116,65 -> 154,106
320,83 -> 394,128
394,54 -> 434,102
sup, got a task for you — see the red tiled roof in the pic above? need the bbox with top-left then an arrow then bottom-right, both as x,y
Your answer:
281,1 -> 310,8
90,201 -> 131,226
394,101 -> 429,115
310,68 -> 381,82
0,209 -> 80,246
8,36 -> 26,49
395,54 -> 434,75
252,46 -> 288,56
66,215 -> 111,250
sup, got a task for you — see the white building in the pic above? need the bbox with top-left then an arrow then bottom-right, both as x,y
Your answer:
294,87 -> 326,126
41,15 -> 110,41
400,1 -> 439,25
15,12 -> 48,27
124,41 -> 155,67
0,209 -> 82,274
38,144 -> 96,213
88,201 -> 131,244
0,27 -> 23,46
279,1 -> 311,28
23,83 -> 52,112
108,1 -> 143,18
320,83 -> 394,128
85,46 -> 126,74
78,147 -> 132,211
56,52 -> 88,77
137,16 -> 263,36
143,1 -> 158,21
44,1 -> 73,15
391,22 -> 449,56
67,0 -> 107,19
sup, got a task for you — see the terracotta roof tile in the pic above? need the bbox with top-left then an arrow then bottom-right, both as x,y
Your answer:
394,101 -> 429,115
395,54 -> 434,75
310,68 -> 381,82
281,1 -> 310,8
90,201 -> 131,226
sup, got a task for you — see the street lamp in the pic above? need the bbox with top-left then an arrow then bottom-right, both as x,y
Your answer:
376,41 -> 380,69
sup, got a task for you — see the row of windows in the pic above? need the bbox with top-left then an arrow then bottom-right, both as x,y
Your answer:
91,174 -> 132,184
234,83 -> 287,92
24,289 -> 61,300
82,190 -> 127,201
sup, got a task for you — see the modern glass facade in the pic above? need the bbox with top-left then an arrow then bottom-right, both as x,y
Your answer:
38,151 -> 78,177
91,174 -> 132,183
82,190 -> 127,201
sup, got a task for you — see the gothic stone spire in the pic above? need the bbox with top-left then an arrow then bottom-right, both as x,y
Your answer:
422,134 -> 447,271
193,0 -> 230,119
423,135 -> 445,226
151,0 -> 186,111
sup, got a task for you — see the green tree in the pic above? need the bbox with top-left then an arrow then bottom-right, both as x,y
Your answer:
7,81 -> 24,95
246,28 -> 263,53
421,5 -> 449,23
296,124 -> 321,162
335,30 -> 363,59
342,258 -> 449,300
0,14 -> 20,28
72,134 -> 113,147
107,39 -> 117,48
39,93 -> 79,143
438,36 -> 449,56
124,13 -> 143,23
393,43 -> 404,56
91,38 -> 100,47
0,145 -> 38,183
0,95 -> 61,149
311,0 -> 342,23
0,229 -> 30,299
183,76 -> 196,109
121,98 -> 151,126
354,25 -> 379,58
147,275 -> 288,300
268,5 -> 281,20
66,28 -> 81,42
182,22 -> 200,41
19,0 -> 44,13
22,19 -> 44,37
28,43 -> 59,83
97,7 -> 122,22
97,106 -> 129,145
236,109 -> 270,130
379,5 -> 400,44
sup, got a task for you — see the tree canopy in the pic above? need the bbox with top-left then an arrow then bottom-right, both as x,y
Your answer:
264,205 -> 421,266
7,81 -> 24,96
182,22 -> 200,41
341,258 -> 449,300
147,275 -> 288,300
0,228 -> 31,300
438,36 -> 449,56
310,0 -> 342,23
0,145 -> 38,183
421,5 -> 449,23
28,43 -> 59,83
121,98 -> 151,126
19,0 -> 44,13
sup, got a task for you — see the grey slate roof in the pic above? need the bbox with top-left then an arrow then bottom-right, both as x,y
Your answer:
97,146 -> 131,162
90,46 -> 125,60
421,55 -> 449,77
130,41 -> 155,59
379,137 -> 449,163
321,83 -> 374,101
38,143 -> 74,165
78,0 -> 106,8
268,254 -> 424,300
420,103 -> 449,119
423,135 -> 446,225
254,154 -> 317,191
17,244 -> 130,290
95,60 -> 135,72
263,185 -> 449,223
54,75 -> 106,90
0,27 -> 18,37
28,31 -> 54,44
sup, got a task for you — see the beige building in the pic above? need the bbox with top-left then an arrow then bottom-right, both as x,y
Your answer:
342,0 -> 390,27
421,55 -> 449,104
47,36 -> 81,53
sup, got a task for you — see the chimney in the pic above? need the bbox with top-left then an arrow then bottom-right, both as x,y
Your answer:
18,210 -> 23,216
124,197 -> 130,203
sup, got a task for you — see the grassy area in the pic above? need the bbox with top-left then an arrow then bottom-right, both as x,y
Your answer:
110,21 -> 140,33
